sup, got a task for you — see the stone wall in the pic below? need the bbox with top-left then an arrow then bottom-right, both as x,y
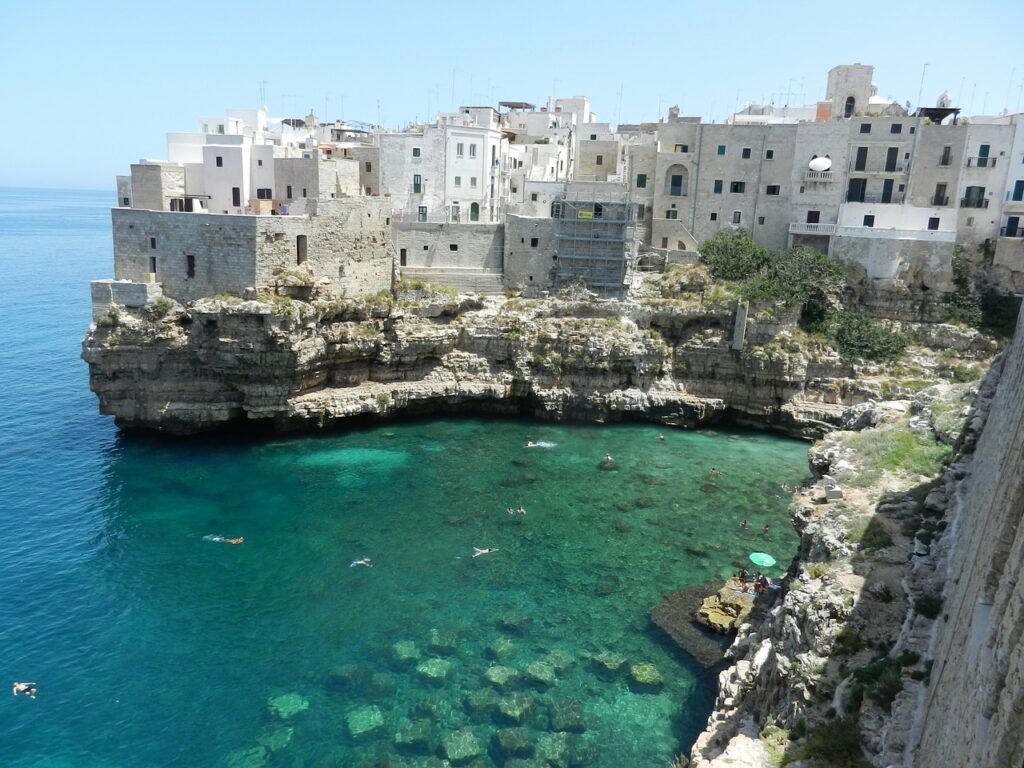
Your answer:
393,222 -> 503,270
912,308 -> 1024,767
504,215 -> 557,290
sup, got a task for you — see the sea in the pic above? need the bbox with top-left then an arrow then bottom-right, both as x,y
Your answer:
0,187 -> 811,768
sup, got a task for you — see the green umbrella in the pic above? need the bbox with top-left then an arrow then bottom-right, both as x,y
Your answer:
749,552 -> 777,568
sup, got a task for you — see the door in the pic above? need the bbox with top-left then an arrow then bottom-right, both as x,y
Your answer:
413,174 -> 422,194
296,235 -> 307,265
885,147 -> 898,173
934,183 -> 947,206
978,144 -> 990,168
847,178 -> 866,203
1007,216 -> 1020,237
470,203 -> 479,222
806,210 -> 820,224
669,174 -> 683,196
881,179 -> 894,204
450,205 -> 460,222
232,187 -> 241,207
1013,180 -> 1024,202
854,146 -> 868,171
400,248 -> 407,266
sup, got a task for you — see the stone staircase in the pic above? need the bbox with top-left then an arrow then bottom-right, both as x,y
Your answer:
398,267 -> 506,295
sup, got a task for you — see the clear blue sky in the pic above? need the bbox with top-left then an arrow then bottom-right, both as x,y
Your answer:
1,0 -> 1019,190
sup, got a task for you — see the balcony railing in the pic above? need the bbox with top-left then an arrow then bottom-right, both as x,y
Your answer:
802,170 -> 834,182
849,163 -> 908,174
789,222 -> 836,235
847,193 -> 905,204
1000,226 -> 1024,238
932,196 -> 949,206
967,156 -> 996,168
960,197 -> 990,208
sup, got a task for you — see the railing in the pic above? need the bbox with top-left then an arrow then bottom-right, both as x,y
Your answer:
410,184 -> 426,194
802,170 -> 834,182
967,157 -> 996,168
960,198 -> 990,208
847,193 -> 905,204
1000,227 -> 1024,238
932,196 -> 949,206
849,163 -> 908,174
789,222 -> 836,235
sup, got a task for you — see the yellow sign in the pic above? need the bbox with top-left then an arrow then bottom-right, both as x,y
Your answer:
577,211 -> 593,219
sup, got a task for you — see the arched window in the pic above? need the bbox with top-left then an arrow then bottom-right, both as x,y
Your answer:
664,164 -> 689,196
470,202 -> 480,222
844,96 -> 856,118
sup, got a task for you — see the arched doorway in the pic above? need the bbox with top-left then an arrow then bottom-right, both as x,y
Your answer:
470,202 -> 480,222
664,164 -> 689,196
844,96 -> 856,118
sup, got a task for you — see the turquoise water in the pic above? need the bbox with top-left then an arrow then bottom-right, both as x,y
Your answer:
0,188 -> 810,767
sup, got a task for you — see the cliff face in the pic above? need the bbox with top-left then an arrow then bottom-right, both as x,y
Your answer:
82,292 -> 871,438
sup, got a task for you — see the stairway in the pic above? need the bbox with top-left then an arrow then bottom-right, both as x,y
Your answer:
398,267 -> 506,295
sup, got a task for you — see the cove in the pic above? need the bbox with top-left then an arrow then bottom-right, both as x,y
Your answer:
2,417 -> 807,768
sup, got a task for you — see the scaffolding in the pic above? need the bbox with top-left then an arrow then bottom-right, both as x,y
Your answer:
552,191 -> 636,295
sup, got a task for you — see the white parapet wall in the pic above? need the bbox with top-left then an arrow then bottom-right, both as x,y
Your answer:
91,279 -> 164,319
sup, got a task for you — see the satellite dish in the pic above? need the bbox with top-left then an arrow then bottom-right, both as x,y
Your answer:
809,156 -> 832,172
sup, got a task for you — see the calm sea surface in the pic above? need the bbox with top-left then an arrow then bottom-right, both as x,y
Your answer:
0,188 -> 809,767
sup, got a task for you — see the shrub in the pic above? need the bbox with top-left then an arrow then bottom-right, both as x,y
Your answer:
845,427 -> 952,480
740,246 -> 845,307
96,307 -> 121,328
833,629 -> 866,656
150,296 -> 174,319
783,719 -> 870,767
943,251 -> 982,327
699,228 -> 772,280
807,562 -> 830,579
851,657 -> 904,711
914,594 -> 943,619
830,311 -> 907,362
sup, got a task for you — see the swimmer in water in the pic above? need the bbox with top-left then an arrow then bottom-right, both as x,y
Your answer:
526,441 -> 537,448
604,453 -> 613,462
473,547 -> 498,558
350,558 -> 373,568
205,535 -> 244,545
12,682 -> 37,699
740,519 -> 748,530
657,433 -> 665,441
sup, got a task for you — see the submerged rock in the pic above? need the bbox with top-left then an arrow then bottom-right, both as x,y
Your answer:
267,692 -> 309,720
536,730 -> 573,767
347,705 -> 386,741
413,693 -> 456,722
547,698 -> 586,732
393,717 -> 436,754
391,640 -> 422,669
441,727 -> 483,764
544,649 -> 575,673
496,693 -> 535,724
492,727 -> 536,759
497,612 -> 533,634
224,746 -> 268,768
428,628 -> 460,655
650,586 -> 732,668
484,665 -> 520,691
416,657 -> 454,685
256,725 -> 293,753
591,651 -> 627,677
325,663 -> 373,693
628,662 -> 664,691
463,687 -> 502,721
524,660 -> 557,687
485,636 -> 517,661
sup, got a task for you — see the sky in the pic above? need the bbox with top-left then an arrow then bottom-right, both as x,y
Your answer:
1,0 -> 1020,190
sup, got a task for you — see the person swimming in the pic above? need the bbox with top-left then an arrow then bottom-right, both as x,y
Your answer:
473,547 -> 498,558
526,441 -> 537,448
350,557 -> 373,568
657,433 -> 665,441
12,682 -> 36,699
204,535 -> 244,545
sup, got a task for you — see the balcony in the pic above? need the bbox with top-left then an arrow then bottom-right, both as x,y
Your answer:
802,170 -> 834,182
960,197 -> 990,209
966,156 -> 997,168
847,193 -> 905,204
932,196 -> 949,206
1000,226 -> 1024,238
789,222 -> 836,235
849,163 -> 908,174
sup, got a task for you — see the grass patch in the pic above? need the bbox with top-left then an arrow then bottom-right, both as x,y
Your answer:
833,629 -> 867,656
806,562 -> 830,579
845,427 -> 952,480
845,516 -> 894,550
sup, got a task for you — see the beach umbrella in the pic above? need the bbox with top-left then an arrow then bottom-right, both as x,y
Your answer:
749,552 -> 777,568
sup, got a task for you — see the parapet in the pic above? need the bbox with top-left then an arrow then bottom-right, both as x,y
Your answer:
91,279 -> 163,320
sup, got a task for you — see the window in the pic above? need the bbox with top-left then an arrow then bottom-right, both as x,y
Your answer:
364,161 -> 372,172
217,124 -> 224,135
530,238 -> 538,247
713,179 -> 723,194
731,211 -> 741,224
710,212 -> 718,221
741,147 -> 751,159
257,159 -> 263,167
470,177 -> 477,188
665,210 -> 678,219
927,217 -> 940,230
806,211 -> 820,224
469,144 -> 476,158
766,185 -> 780,196
854,146 -> 868,171
449,244 -> 458,251
413,174 -> 422,194
765,149 -> 774,160
758,216 -> 765,225
202,123 -> 209,133
215,156 -> 223,167
231,187 -> 241,207
674,144 -> 689,153
412,147 -> 421,157
186,254 -> 195,278
636,173 -> 647,188
590,134 -> 597,140
287,185 -> 293,199
256,188 -> 272,200
122,197 -> 129,206
730,181 -> 745,193
454,176 -> 462,187
1013,180 -> 1024,201
457,142 -> 464,157
302,188 -> 307,197
399,248 -> 407,267
148,256 -> 156,273
596,155 -> 603,165
149,237 -> 156,249
890,123 -> 903,134
863,215 -> 875,227
967,217 -> 975,226
531,193 -> 538,201
661,237 -> 669,248
860,123 -> 871,134
910,126 -> 916,134
717,145 -> 726,155
417,206 -> 427,222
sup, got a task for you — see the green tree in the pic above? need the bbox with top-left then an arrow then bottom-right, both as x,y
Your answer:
699,229 -> 771,280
